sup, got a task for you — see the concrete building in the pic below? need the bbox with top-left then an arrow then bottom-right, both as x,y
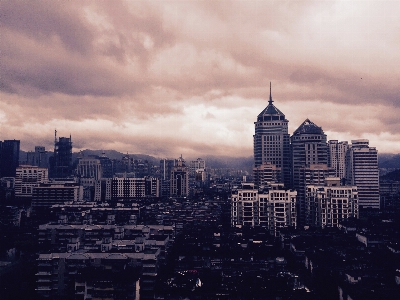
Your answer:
94,178 -> 112,202
298,164 -> 336,225
328,140 -> 349,180
253,83 -> 290,187
0,139 -> 20,177
253,161 -> 281,188
36,223 -> 173,299
345,139 -> 379,209
98,152 -> 113,178
32,182 -> 83,211
76,158 -> 102,180
306,177 -> 358,228
15,165 -> 48,198
26,146 -> 49,169
189,158 -> 206,176
379,180 -> 400,211
231,183 -> 297,236
170,156 -> 189,197
291,119 -> 328,189
111,176 -> 160,200
50,132 -> 73,178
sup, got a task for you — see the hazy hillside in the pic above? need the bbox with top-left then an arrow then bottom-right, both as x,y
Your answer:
380,169 -> 400,181
379,153 -> 400,169
72,150 -> 160,165
19,149 -> 398,171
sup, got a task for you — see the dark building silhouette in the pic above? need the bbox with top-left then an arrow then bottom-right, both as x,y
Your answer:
170,156 -> 189,197
160,158 -> 176,197
99,152 -> 113,178
0,139 -> 20,177
26,146 -> 49,168
253,83 -> 290,187
50,131 -> 73,178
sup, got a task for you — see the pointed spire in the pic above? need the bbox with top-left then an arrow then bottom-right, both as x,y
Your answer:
268,81 -> 273,105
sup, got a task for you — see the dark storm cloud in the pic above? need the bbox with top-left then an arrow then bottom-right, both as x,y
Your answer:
1,0 -> 400,155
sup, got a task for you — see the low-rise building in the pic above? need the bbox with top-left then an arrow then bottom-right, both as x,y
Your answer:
32,182 -> 83,211
15,165 -> 48,198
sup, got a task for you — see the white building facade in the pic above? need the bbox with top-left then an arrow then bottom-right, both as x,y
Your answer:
328,140 -> 349,180
231,183 -> 297,236
15,165 -> 48,198
345,139 -> 379,209
306,178 -> 358,228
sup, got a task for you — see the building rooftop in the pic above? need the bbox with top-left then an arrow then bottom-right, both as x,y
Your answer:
293,119 -> 324,135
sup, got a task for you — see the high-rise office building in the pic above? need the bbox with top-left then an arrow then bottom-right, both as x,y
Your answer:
160,158 -> 176,197
291,119 -> 328,189
170,156 -> 189,197
0,140 -> 20,177
50,132 -> 73,178
291,120 -> 328,225
345,139 -> 379,209
253,83 -> 290,187
328,140 -> 349,181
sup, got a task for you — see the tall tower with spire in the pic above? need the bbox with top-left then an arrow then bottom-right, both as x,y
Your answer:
253,83 -> 290,187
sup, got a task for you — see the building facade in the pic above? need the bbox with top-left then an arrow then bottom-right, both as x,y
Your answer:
32,182 -> 83,211
110,176 -> 160,200
231,183 -> 297,236
298,164 -> 336,225
253,161 -> 281,188
306,177 -> 358,228
76,158 -> 102,180
345,139 -> 379,209
253,84 -> 290,187
328,140 -> 349,180
0,139 -> 20,177
170,157 -> 189,197
26,146 -> 49,169
50,133 -> 73,178
15,165 -> 48,198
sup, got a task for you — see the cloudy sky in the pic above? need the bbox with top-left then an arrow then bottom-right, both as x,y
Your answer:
1,0 -> 399,158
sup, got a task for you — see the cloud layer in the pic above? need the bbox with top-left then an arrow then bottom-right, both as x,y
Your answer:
1,0 -> 399,157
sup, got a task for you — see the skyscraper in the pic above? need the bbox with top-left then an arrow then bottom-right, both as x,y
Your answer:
291,119 -> 328,189
345,139 -> 379,209
0,140 -> 20,177
170,156 -> 189,197
328,140 -> 349,181
291,120 -> 328,225
50,131 -> 73,178
253,83 -> 290,187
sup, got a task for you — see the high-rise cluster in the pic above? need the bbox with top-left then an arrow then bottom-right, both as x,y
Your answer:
234,83 -> 379,232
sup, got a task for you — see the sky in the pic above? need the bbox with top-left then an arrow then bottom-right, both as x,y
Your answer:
1,0 -> 400,158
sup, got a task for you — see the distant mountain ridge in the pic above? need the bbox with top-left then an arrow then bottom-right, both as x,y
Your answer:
378,153 -> 400,169
18,149 -> 399,171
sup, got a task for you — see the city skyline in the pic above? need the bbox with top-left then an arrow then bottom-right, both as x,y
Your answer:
1,1 -> 400,157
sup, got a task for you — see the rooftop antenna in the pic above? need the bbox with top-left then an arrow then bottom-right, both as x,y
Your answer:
268,81 -> 273,105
